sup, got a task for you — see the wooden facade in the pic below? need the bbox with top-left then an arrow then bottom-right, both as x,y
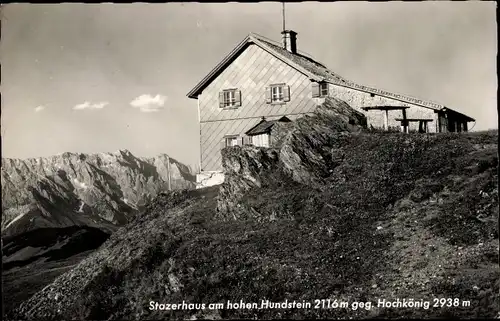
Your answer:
197,43 -> 318,171
188,32 -> 475,172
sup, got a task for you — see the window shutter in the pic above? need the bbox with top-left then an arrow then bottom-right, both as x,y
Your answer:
265,86 -> 272,104
312,82 -> 320,98
219,92 -> 224,108
240,137 -> 245,145
283,85 -> 290,102
235,90 -> 242,107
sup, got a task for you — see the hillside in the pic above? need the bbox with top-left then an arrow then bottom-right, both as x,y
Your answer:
7,98 -> 498,320
1,150 -> 195,237
2,226 -> 111,314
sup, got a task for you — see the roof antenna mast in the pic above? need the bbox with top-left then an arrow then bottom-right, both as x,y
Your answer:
282,1 -> 286,32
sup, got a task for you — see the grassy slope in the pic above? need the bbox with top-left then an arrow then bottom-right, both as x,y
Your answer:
9,130 -> 499,320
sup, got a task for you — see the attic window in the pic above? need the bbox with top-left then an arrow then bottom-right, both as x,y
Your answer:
312,82 -> 329,98
266,84 -> 290,104
219,89 -> 241,108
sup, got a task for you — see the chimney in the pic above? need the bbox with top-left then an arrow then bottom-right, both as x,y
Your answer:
281,30 -> 297,54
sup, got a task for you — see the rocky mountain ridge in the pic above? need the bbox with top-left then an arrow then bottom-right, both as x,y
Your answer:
1,149 -> 196,237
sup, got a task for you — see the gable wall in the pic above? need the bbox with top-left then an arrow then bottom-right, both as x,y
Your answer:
198,43 -> 318,122
198,43 -> 318,171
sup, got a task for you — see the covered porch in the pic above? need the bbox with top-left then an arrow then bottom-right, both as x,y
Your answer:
436,108 -> 475,133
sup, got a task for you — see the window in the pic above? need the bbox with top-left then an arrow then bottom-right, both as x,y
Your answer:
272,86 -> 284,102
225,136 -> 239,147
219,89 -> 241,108
370,93 -> 376,98
224,91 -> 236,106
312,82 -> 328,98
320,82 -> 329,96
220,135 -> 242,151
266,84 -> 290,104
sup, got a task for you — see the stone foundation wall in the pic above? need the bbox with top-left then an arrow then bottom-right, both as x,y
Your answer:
196,171 -> 225,189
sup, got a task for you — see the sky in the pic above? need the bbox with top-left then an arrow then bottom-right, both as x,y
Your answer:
0,2 -> 497,170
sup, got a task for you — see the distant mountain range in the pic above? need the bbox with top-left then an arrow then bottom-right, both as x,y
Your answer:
1,150 -> 196,237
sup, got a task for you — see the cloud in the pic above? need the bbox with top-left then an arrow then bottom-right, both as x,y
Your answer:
73,101 -> 109,110
130,94 -> 167,112
34,105 -> 46,112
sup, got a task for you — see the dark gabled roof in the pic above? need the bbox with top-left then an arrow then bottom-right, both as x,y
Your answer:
251,33 -> 349,85
245,116 -> 291,136
245,120 -> 275,136
187,32 -> 473,118
251,33 -> 446,111
186,33 -> 324,99
441,107 -> 475,122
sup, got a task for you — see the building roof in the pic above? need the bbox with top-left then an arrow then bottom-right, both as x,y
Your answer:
187,32 -> 474,121
441,107 -> 475,122
245,116 -> 291,136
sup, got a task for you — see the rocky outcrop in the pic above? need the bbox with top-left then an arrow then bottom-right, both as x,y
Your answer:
217,146 -> 282,219
273,97 -> 366,184
1,150 -> 195,236
217,97 -> 367,219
